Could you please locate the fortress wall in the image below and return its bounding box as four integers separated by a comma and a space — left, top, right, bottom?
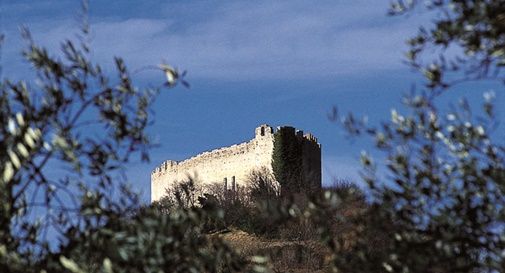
151, 125, 274, 202
302, 133, 322, 192
151, 124, 321, 202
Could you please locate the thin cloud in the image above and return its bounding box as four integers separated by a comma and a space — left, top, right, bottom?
2, 1, 419, 81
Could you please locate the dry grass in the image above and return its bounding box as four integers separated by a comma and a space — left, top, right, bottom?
216, 229, 331, 273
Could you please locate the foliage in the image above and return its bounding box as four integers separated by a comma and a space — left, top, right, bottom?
0, 7, 256, 272
1, 22, 156, 256
155, 179, 256, 233
2, 1, 504, 272
334, 93, 504, 271
325, 179, 366, 205
152, 178, 202, 211
275, 180, 369, 242
246, 167, 280, 201
271, 128, 303, 195
153, 171, 282, 238
390, 0, 505, 91
41, 205, 245, 273
324, 0, 505, 271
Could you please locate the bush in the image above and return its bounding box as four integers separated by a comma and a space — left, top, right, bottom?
152, 178, 203, 211
0, 8, 257, 272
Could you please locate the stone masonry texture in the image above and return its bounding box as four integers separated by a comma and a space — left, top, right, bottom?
151, 124, 321, 202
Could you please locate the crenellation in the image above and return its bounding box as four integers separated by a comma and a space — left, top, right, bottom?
151, 124, 321, 202
303, 133, 319, 146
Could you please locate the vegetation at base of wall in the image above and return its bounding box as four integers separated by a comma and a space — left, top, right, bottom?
154, 172, 369, 243
271, 128, 303, 195
1, 0, 504, 272
247, 167, 280, 201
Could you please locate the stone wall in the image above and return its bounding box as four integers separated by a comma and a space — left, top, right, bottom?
151, 124, 320, 202
301, 132, 322, 193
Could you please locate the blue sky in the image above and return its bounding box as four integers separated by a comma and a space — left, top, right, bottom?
2, 0, 503, 202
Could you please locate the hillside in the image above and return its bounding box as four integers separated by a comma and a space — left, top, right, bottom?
218, 229, 330, 273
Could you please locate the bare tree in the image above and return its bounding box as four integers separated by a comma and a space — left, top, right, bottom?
246, 167, 280, 201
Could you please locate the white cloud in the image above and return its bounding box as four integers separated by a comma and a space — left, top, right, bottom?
2, 0, 419, 81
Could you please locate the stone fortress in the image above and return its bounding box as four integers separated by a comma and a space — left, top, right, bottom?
151, 124, 321, 202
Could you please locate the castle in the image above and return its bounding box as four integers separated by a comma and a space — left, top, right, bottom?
151, 124, 321, 202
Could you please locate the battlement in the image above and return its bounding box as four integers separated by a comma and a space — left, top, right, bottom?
275, 126, 320, 146
303, 133, 319, 146
255, 124, 274, 137
152, 125, 273, 176
151, 124, 321, 202
152, 160, 178, 174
